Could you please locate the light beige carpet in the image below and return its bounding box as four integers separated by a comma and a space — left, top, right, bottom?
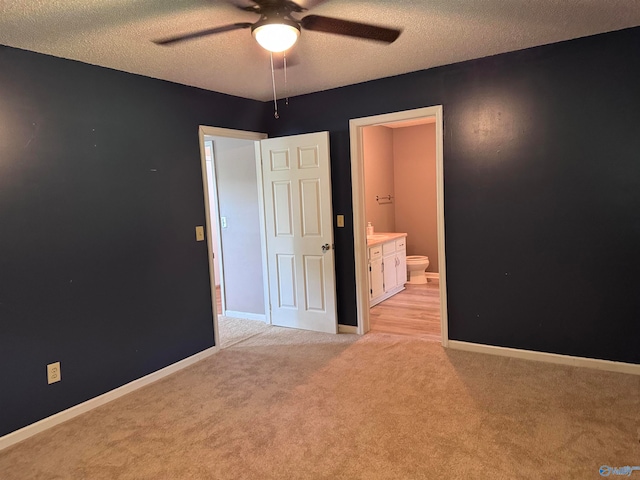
217, 316, 270, 349
1, 327, 639, 479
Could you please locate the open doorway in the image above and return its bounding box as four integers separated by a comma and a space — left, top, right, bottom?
362, 119, 440, 340
199, 127, 340, 344
198, 126, 270, 348
349, 106, 449, 345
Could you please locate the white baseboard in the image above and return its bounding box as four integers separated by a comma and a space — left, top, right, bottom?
224, 311, 267, 323
448, 340, 640, 376
0, 346, 218, 452
338, 324, 358, 334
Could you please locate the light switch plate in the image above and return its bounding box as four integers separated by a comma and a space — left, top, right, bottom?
195, 226, 205, 241
337, 215, 344, 227
221, 217, 227, 228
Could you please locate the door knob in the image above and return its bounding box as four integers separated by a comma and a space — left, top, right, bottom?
322, 243, 331, 252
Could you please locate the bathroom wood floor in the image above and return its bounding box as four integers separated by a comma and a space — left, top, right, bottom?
369, 280, 441, 341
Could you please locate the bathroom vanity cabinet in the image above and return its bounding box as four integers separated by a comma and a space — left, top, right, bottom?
367, 233, 407, 307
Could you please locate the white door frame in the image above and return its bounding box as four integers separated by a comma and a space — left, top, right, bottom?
349, 105, 449, 346
198, 126, 269, 348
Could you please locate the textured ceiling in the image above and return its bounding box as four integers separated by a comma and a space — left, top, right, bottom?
1, 0, 640, 101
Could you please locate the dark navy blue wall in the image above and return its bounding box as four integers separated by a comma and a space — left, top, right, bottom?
3, 25, 640, 439
0, 46, 266, 436
265, 27, 640, 364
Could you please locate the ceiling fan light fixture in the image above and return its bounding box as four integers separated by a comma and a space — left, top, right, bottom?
252, 19, 300, 53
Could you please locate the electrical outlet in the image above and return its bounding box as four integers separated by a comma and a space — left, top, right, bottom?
337, 214, 344, 227
47, 362, 61, 384
195, 226, 205, 241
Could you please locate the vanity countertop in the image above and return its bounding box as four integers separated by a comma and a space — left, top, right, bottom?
366, 232, 407, 247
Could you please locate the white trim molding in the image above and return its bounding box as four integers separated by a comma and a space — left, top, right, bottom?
0, 347, 218, 452
448, 341, 640, 376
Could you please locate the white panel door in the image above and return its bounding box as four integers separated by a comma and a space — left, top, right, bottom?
261, 132, 337, 333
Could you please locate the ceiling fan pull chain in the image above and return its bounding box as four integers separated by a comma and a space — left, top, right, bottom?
284, 51, 289, 106
270, 52, 279, 119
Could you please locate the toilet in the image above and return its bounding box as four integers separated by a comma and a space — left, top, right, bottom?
406, 256, 430, 284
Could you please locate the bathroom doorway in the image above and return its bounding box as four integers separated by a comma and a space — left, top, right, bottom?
349, 106, 449, 345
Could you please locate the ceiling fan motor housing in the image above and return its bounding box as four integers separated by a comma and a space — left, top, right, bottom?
251, 13, 301, 35
251, 5, 302, 53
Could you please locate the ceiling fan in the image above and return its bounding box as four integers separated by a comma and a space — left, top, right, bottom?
154, 0, 402, 52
